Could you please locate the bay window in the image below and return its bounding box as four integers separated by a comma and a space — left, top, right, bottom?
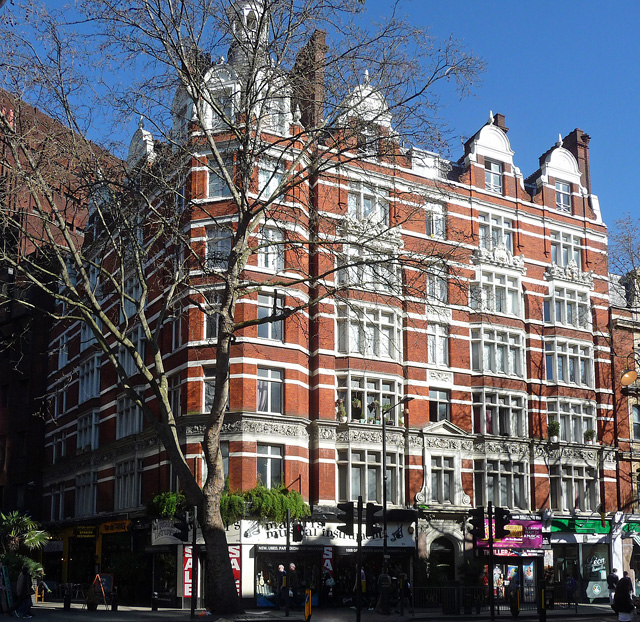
551, 464, 597, 512
471, 328, 523, 377
348, 182, 389, 226
337, 375, 401, 424
478, 213, 513, 252
473, 390, 525, 436
474, 459, 527, 509
546, 399, 595, 443
545, 340, 593, 387
337, 304, 402, 361
337, 448, 403, 505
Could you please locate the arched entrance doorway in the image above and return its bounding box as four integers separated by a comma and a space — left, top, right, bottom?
429, 537, 456, 583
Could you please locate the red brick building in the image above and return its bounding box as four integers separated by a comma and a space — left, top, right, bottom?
41, 2, 632, 607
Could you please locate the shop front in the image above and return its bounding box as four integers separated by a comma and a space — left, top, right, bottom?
549, 518, 612, 602
477, 518, 544, 606
226, 517, 417, 608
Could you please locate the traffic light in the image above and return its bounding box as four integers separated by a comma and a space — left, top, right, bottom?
337, 502, 354, 536
173, 511, 191, 541
365, 502, 383, 538
468, 506, 485, 539
494, 506, 512, 540
292, 522, 304, 542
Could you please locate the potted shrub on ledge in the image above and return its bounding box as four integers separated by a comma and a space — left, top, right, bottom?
584, 428, 596, 445
548, 420, 560, 443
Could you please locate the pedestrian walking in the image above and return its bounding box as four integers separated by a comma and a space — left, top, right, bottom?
288, 563, 299, 608
14, 565, 33, 618
608, 568, 620, 605
613, 573, 635, 622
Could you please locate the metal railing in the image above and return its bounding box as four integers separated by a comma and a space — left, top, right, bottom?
412, 585, 578, 614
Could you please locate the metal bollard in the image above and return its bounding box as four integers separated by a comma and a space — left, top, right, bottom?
151, 591, 158, 611
63, 589, 71, 611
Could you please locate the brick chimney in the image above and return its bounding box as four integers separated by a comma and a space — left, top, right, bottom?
493, 113, 509, 134
562, 128, 592, 193
290, 30, 327, 128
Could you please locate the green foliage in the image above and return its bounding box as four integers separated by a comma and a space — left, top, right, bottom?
220, 485, 310, 526
0, 553, 43, 583
0, 511, 49, 555
147, 491, 186, 518
547, 420, 560, 438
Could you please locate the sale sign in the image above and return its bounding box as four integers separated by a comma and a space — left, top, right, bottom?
183, 546, 193, 597
229, 545, 241, 596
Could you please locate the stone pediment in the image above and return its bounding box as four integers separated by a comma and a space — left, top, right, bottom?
545, 260, 594, 288
472, 244, 525, 273
422, 419, 468, 437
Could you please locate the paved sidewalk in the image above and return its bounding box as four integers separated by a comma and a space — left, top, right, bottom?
23, 601, 617, 622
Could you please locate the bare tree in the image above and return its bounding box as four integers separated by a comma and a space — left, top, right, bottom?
610, 213, 640, 309
0, 0, 483, 612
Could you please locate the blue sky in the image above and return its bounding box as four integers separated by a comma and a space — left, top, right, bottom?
363, 0, 638, 232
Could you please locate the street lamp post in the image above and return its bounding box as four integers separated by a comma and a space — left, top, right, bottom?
381, 395, 413, 571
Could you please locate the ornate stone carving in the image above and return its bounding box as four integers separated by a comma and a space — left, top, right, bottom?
461, 494, 471, 506
472, 244, 525, 273
545, 260, 594, 287
427, 370, 454, 384
218, 418, 308, 439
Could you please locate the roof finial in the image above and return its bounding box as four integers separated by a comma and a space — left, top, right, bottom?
138, 115, 144, 130
364, 68, 370, 84
293, 104, 301, 125
556, 133, 563, 147
488, 110, 494, 125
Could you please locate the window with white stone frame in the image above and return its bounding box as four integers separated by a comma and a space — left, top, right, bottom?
58, 332, 69, 368
474, 458, 527, 509
544, 340, 593, 387
257, 368, 283, 414
80, 318, 100, 351
427, 324, 449, 367
429, 455, 456, 504
555, 180, 571, 213
337, 304, 402, 361
169, 374, 181, 417
257, 227, 284, 271
258, 159, 284, 201
118, 326, 145, 377
77, 411, 99, 451
115, 458, 144, 510
426, 267, 448, 303
471, 328, 523, 377
78, 355, 101, 403
470, 271, 521, 316
484, 160, 503, 194
116, 395, 143, 439
50, 483, 65, 521
634, 404, 640, 439
478, 213, 513, 252
426, 203, 446, 239
543, 286, 590, 329
52, 431, 66, 464
257, 444, 283, 489
472, 390, 525, 437
203, 290, 221, 340
206, 225, 233, 269
208, 156, 232, 198
257, 293, 284, 341
348, 182, 389, 226
550, 231, 582, 267
337, 375, 402, 424
550, 464, 597, 512
337, 448, 403, 505
75, 471, 97, 517
337, 245, 398, 293
546, 399, 595, 444
429, 389, 450, 422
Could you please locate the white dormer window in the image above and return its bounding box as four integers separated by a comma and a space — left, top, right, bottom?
348, 182, 388, 226
555, 181, 571, 213
485, 160, 503, 194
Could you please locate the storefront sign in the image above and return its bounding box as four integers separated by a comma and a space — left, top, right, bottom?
233, 520, 414, 548
229, 546, 241, 596
100, 520, 130, 534
75, 526, 96, 538
477, 520, 542, 550
183, 546, 193, 598
550, 518, 610, 534
151, 519, 183, 546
